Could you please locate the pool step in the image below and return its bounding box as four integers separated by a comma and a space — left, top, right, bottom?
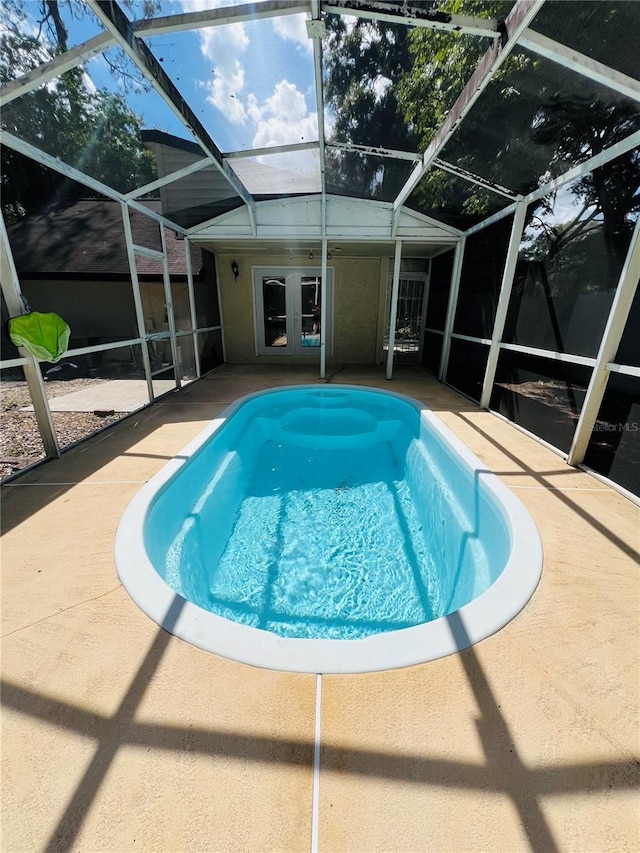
256, 408, 405, 449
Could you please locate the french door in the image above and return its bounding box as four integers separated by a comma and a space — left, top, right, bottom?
253, 267, 333, 356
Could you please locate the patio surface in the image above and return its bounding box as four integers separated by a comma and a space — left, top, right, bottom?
24, 379, 177, 413
1, 364, 638, 852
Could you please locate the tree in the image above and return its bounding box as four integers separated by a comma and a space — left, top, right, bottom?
323, 1, 511, 210
2, 0, 160, 84
0, 6, 158, 223
324, 13, 419, 199
398, 0, 513, 148
325, 0, 639, 234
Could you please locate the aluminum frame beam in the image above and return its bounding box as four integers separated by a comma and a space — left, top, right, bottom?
159, 226, 182, 390
327, 141, 419, 162
133, 1, 309, 37
323, 1, 498, 38
0, 215, 60, 458
0, 32, 115, 107
310, 1, 328, 223
1, 131, 188, 234
464, 129, 640, 237
479, 201, 528, 409
124, 158, 213, 200
224, 141, 319, 160
320, 237, 328, 379
385, 240, 403, 380
183, 239, 201, 379
567, 216, 640, 466
86, 1, 256, 216
120, 202, 155, 402
607, 363, 640, 379
433, 158, 520, 201
520, 29, 640, 103
392, 0, 545, 219
438, 238, 465, 381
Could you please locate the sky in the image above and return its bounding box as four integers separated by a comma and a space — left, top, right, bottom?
76, 0, 323, 169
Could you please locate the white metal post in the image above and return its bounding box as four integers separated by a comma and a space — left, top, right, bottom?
320, 238, 328, 380
420, 258, 433, 356
183, 237, 201, 379
0, 215, 60, 458
438, 238, 466, 381
385, 240, 403, 380
567, 216, 640, 466
480, 202, 528, 409
159, 226, 181, 389
120, 203, 154, 402
214, 255, 227, 367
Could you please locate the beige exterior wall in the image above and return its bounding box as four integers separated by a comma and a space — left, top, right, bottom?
217, 252, 386, 365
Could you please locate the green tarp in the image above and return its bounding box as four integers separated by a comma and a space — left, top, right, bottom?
8, 312, 71, 362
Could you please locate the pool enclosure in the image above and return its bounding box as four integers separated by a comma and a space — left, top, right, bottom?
1, 0, 638, 499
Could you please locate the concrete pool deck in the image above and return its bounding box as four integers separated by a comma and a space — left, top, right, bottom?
1, 364, 638, 852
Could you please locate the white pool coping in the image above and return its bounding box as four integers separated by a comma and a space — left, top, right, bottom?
115, 385, 543, 674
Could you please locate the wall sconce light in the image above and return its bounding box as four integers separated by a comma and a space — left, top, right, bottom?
308, 251, 313, 259
231, 259, 239, 280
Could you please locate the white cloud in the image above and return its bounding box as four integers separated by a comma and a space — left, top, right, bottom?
81, 71, 98, 95
183, 0, 250, 124
180, 1, 318, 151
248, 79, 318, 152
272, 14, 312, 54
204, 67, 247, 124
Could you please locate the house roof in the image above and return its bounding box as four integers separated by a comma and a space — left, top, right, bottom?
8, 199, 201, 279
141, 131, 321, 229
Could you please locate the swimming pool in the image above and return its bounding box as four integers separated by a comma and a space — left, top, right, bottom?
116, 385, 542, 673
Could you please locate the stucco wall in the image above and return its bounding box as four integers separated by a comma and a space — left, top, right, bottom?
217, 252, 386, 365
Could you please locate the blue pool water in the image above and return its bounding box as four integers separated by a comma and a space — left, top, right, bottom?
144, 387, 511, 641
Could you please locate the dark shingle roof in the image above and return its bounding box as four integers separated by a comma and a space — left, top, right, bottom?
8, 199, 201, 279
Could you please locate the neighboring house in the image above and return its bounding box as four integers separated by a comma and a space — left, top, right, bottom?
4, 198, 218, 371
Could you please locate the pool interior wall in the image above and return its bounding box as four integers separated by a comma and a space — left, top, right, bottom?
145, 387, 510, 640
115, 384, 541, 671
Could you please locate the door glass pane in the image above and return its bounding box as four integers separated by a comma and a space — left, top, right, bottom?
262, 277, 287, 348
300, 276, 321, 349
136, 258, 170, 339
194, 250, 220, 329
426, 251, 454, 332
151, 364, 176, 400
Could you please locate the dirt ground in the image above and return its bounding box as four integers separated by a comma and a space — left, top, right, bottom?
0, 378, 124, 481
